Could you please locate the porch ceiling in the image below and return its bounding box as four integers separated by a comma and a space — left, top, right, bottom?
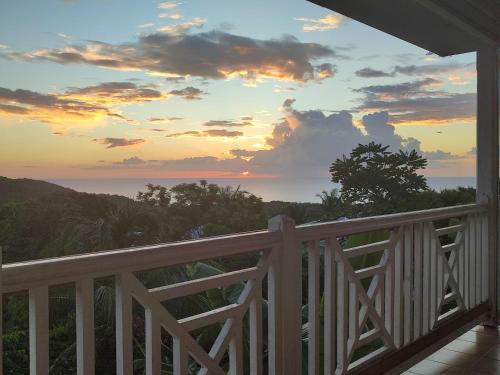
308, 0, 500, 56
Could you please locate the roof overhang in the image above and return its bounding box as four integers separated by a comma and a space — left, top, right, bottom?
308, 0, 500, 56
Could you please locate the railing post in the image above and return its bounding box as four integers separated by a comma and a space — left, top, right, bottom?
268, 215, 302, 375
476, 46, 499, 324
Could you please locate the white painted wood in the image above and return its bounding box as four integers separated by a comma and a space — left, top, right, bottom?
173, 336, 188, 375
336, 252, 349, 372
476, 46, 499, 321
422, 223, 431, 334
150, 267, 258, 301
115, 274, 133, 375
229, 320, 243, 375
323, 238, 336, 375
126, 274, 225, 375
385, 232, 396, 339
268, 215, 302, 374
249, 282, 263, 375
470, 214, 476, 307
348, 281, 359, 354
29, 286, 49, 375
464, 217, 471, 309
75, 278, 95, 375
404, 224, 413, 345
475, 213, 482, 306
178, 304, 239, 332
266, 249, 282, 375
430, 223, 437, 328
2, 230, 281, 293
145, 308, 161, 375
436, 227, 444, 319
481, 213, 489, 302
296, 204, 486, 241
434, 225, 464, 236
343, 240, 392, 258
307, 240, 320, 375
3, 205, 488, 295
394, 226, 404, 348
413, 223, 423, 339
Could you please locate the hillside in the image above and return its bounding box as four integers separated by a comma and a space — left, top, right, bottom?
0, 176, 72, 204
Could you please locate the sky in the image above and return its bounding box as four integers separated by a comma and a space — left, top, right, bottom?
0, 0, 478, 180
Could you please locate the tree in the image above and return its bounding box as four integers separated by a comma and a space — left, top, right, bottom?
330, 142, 428, 215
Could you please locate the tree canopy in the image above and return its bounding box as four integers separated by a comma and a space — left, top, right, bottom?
330, 142, 429, 215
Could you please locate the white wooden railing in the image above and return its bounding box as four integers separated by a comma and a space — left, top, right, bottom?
0, 203, 490, 375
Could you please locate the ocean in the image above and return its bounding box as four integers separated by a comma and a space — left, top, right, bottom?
47, 177, 477, 203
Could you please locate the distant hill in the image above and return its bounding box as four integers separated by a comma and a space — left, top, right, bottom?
0, 176, 72, 204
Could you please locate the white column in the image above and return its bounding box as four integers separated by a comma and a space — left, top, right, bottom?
476, 47, 499, 322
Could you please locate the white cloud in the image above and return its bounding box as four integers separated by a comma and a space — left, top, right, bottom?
295, 13, 345, 32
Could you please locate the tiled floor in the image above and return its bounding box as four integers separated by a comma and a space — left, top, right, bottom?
403, 325, 500, 374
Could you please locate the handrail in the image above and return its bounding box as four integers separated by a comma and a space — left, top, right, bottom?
2, 203, 486, 293
296, 203, 486, 240
2, 230, 281, 293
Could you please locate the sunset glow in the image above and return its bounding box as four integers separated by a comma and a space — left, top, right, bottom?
0, 0, 477, 180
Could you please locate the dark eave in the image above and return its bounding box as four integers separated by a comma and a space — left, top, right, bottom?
308, 0, 500, 56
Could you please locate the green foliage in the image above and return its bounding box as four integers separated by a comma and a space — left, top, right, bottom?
330, 142, 428, 215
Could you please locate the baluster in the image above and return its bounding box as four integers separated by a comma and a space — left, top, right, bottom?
384, 232, 396, 340
430, 224, 437, 328
115, 273, 133, 375
475, 213, 482, 306
393, 226, 404, 348
464, 216, 470, 309
249, 282, 263, 375
308, 240, 320, 375
348, 281, 359, 354
229, 320, 244, 375
336, 256, 349, 372
145, 308, 161, 375
173, 336, 188, 375
413, 223, 423, 339
470, 214, 476, 306
481, 212, 489, 302
436, 228, 444, 320
267, 246, 282, 375
324, 238, 336, 375
403, 224, 413, 345
76, 278, 95, 375
29, 286, 49, 375
422, 223, 431, 334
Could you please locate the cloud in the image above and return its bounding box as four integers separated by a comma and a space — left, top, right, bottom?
101, 99, 459, 177
203, 119, 253, 127
5, 30, 337, 84
158, 1, 181, 9
354, 62, 474, 79
159, 13, 183, 19
0, 86, 126, 125
295, 13, 345, 32
355, 67, 394, 78
166, 129, 243, 138
147, 116, 183, 122
168, 86, 205, 100
355, 78, 476, 125
93, 138, 146, 148
64, 82, 205, 103
157, 18, 206, 35
0, 82, 203, 126
137, 23, 155, 29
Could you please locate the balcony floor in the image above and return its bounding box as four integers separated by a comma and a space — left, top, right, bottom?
403, 325, 500, 374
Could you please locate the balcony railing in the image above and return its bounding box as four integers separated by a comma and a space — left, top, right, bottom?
0, 203, 491, 374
